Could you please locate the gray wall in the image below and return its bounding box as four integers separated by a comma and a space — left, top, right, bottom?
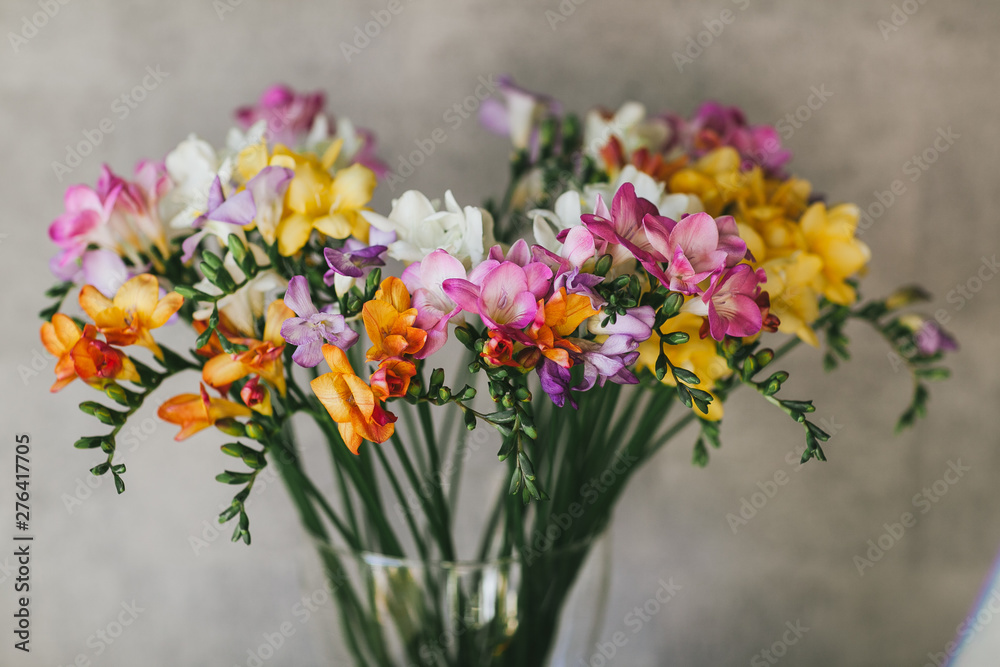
1, 0, 998, 665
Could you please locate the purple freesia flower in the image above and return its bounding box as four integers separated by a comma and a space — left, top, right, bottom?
537, 335, 639, 408
81, 249, 134, 298
479, 75, 561, 152
913, 320, 958, 356
280, 275, 359, 367
324, 241, 388, 281
588, 305, 656, 344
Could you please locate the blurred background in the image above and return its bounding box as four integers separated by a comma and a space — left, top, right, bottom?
1, 0, 998, 665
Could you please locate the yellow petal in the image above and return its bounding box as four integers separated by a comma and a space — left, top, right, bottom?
114, 275, 159, 318
79, 285, 114, 320
149, 292, 184, 328
277, 213, 314, 256
321, 138, 344, 171
312, 213, 353, 240
203, 353, 250, 388
331, 164, 376, 210
263, 300, 295, 345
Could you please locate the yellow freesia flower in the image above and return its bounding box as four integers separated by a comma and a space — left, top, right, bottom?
78, 274, 184, 359
236, 140, 376, 256
799, 202, 871, 306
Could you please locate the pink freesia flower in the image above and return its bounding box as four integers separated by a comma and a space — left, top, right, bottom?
48, 179, 122, 279
235, 84, 325, 147
685, 264, 767, 340
579, 183, 661, 270
400, 249, 468, 358
643, 212, 746, 294
667, 102, 791, 177
443, 259, 552, 331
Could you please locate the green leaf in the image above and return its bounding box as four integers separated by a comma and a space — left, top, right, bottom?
113, 473, 126, 494
672, 367, 700, 386
663, 331, 690, 345
74, 436, 106, 450
90, 463, 110, 476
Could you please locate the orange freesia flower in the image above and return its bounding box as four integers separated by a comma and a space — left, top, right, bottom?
40, 314, 140, 392
310, 344, 396, 455
202, 300, 293, 397
362, 277, 427, 362
78, 274, 184, 359
240, 375, 273, 416
370, 357, 417, 401
523, 289, 598, 368
157, 383, 253, 441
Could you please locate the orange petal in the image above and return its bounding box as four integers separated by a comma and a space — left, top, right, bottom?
375, 277, 411, 312
343, 373, 376, 420
203, 353, 251, 388
338, 421, 363, 455
320, 344, 355, 375
263, 300, 295, 345
310, 373, 355, 423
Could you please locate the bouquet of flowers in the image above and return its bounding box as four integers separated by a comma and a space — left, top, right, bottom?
39, 80, 955, 666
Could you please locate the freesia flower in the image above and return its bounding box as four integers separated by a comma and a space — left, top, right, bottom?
235, 84, 325, 147
900, 316, 958, 356
582, 166, 704, 222
48, 180, 121, 280
80, 249, 134, 298
443, 260, 551, 332
683, 264, 767, 340
310, 344, 397, 455
322, 229, 393, 296
584, 102, 671, 175
643, 212, 746, 293
191, 250, 287, 339
799, 202, 871, 306
668, 101, 791, 177
400, 249, 468, 358
161, 135, 231, 231
587, 305, 656, 345
79, 274, 184, 359
40, 315, 139, 392
520, 288, 597, 368
369, 357, 417, 401
361, 277, 427, 362
202, 299, 293, 396
362, 190, 496, 266
281, 275, 359, 368
157, 383, 253, 441
239, 375, 272, 415
580, 183, 660, 271
479, 75, 561, 151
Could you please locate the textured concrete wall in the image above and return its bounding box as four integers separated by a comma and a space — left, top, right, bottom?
1, 0, 998, 665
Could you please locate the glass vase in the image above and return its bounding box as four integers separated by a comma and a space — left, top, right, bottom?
308, 531, 613, 667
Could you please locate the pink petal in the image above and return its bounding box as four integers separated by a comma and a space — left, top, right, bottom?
442, 278, 481, 313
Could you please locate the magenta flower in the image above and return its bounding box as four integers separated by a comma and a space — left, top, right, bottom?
280, 276, 359, 368
668, 102, 791, 177
533, 226, 605, 306
643, 212, 746, 294
912, 320, 958, 356
401, 249, 468, 358
444, 259, 552, 331
235, 84, 325, 147
687, 264, 767, 340
580, 183, 661, 269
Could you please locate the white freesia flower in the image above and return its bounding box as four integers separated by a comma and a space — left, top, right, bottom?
583, 102, 671, 160
584, 166, 704, 220
160, 135, 235, 230
531, 190, 587, 254
362, 190, 496, 267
